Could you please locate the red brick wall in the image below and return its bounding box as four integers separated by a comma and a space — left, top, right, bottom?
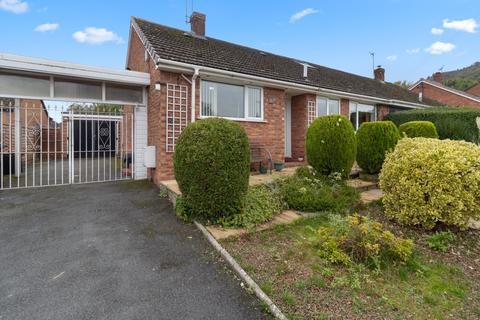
128, 28, 285, 183
376, 104, 390, 120
340, 98, 350, 117
290, 93, 315, 161
410, 83, 480, 108
466, 83, 480, 97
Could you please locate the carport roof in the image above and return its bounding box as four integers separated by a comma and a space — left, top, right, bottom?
0, 52, 150, 86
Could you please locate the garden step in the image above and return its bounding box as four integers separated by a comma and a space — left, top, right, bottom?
206, 210, 301, 240
360, 188, 383, 204
347, 179, 379, 192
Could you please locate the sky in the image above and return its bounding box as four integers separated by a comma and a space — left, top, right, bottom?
0, 0, 479, 83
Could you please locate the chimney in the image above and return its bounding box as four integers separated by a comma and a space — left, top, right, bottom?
374, 66, 385, 81
190, 12, 206, 37
432, 72, 443, 83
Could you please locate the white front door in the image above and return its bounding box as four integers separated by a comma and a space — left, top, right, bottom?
284, 97, 292, 158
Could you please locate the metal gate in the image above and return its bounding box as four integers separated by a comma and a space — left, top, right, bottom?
0, 98, 134, 190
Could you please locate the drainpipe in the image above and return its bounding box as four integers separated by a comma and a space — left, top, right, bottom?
191, 68, 200, 123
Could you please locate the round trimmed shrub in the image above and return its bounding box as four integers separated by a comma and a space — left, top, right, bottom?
306, 115, 356, 179
173, 117, 250, 221
399, 121, 439, 138
356, 121, 400, 174
380, 138, 480, 229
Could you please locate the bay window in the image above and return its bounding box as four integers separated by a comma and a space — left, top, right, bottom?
316, 96, 340, 116
349, 102, 376, 130
201, 80, 263, 120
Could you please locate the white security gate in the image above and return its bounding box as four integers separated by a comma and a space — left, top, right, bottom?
0, 99, 135, 190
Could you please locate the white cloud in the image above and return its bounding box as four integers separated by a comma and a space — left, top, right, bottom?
406, 48, 420, 54
431, 27, 444, 35
425, 41, 455, 55
386, 55, 398, 61
73, 27, 123, 45
290, 8, 319, 23
0, 0, 28, 13
443, 18, 478, 33
34, 23, 59, 32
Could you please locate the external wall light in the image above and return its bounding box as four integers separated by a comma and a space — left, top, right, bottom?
155, 81, 161, 91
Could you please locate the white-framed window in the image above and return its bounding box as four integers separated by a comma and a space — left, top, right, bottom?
349, 102, 376, 130
316, 96, 340, 116
200, 80, 263, 121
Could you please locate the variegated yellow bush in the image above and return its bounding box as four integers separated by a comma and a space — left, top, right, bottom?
380, 138, 480, 229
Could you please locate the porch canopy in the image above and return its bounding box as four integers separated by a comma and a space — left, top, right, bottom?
0, 53, 150, 104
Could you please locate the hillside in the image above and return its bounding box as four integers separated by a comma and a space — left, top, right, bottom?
441, 62, 480, 91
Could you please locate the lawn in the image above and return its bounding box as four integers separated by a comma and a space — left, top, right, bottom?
221, 201, 480, 320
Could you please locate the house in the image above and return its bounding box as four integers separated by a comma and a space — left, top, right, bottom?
409, 72, 480, 108
126, 12, 431, 183
465, 83, 480, 97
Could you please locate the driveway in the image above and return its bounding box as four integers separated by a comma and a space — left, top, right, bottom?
0, 181, 267, 320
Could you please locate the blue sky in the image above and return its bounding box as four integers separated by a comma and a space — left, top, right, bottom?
0, 0, 479, 83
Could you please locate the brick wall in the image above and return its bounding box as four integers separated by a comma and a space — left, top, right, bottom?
376, 104, 390, 120
290, 93, 315, 161
466, 83, 480, 97
410, 83, 480, 108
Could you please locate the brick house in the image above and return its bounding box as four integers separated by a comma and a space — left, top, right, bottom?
126, 12, 431, 184
465, 83, 480, 97
409, 72, 480, 108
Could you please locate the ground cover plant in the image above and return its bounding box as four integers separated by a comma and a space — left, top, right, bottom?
275, 167, 359, 213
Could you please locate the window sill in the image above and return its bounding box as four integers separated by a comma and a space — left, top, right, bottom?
198, 116, 267, 123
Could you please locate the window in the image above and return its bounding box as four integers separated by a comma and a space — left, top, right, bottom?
316, 96, 340, 117
106, 84, 143, 103
0, 72, 50, 97
349, 102, 376, 130
201, 80, 263, 120
54, 78, 102, 100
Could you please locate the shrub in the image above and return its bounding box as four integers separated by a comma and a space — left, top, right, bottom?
306, 115, 356, 179
398, 121, 439, 139
356, 121, 400, 174
173, 118, 250, 221
308, 214, 414, 270
276, 167, 359, 213
380, 138, 480, 229
386, 107, 480, 143
217, 185, 282, 228
426, 231, 456, 252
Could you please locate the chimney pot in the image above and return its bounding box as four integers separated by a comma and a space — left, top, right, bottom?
432, 72, 443, 83
190, 11, 206, 37
374, 66, 385, 82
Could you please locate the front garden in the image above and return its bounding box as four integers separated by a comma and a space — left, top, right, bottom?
170, 108, 480, 319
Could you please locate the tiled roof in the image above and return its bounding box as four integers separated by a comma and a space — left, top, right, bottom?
414, 79, 480, 103
133, 17, 430, 106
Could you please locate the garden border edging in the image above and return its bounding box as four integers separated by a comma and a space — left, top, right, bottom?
194, 221, 288, 320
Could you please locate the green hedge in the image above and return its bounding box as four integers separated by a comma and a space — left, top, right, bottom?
356, 121, 400, 174
386, 107, 480, 143
398, 121, 439, 138
306, 115, 356, 179
173, 118, 250, 221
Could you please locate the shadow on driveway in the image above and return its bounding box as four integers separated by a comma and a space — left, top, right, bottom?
0, 181, 267, 319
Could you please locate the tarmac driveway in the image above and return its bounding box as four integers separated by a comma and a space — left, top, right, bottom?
0, 181, 266, 320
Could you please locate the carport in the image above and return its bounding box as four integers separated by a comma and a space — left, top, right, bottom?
0, 53, 150, 189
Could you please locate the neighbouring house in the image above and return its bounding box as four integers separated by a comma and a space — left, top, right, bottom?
465, 83, 480, 97
409, 72, 480, 108
126, 12, 431, 183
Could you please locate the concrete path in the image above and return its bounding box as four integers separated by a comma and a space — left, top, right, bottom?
0, 181, 267, 320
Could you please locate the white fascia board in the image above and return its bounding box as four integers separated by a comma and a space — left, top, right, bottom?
0, 52, 150, 86
155, 57, 429, 109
